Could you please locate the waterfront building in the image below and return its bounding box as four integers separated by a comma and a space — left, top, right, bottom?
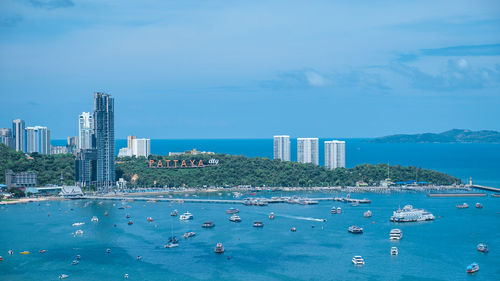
118, 147, 132, 157
78, 112, 94, 150
297, 138, 319, 165
25, 126, 51, 154
0, 128, 14, 149
325, 140, 346, 169
5, 170, 37, 187
75, 148, 97, 187
127, 135, 136, 152
66, 136, 79, 154
51, 146, 67, 154
133, 138, 150, 158
116, 178, 127, 189
12, 119, 25, 152
93, 92, 115, 190
168, 148, 215, 156
273, 135, 290, 161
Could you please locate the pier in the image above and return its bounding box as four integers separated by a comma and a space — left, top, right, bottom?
470, 185, 500, 192
428, 193, 487, 197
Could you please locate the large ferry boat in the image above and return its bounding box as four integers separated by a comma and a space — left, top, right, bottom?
390, 205, 435, 222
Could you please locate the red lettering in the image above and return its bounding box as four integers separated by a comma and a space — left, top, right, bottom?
181, 160, 187, 167
166, 160, 170, 168
198, 160, 204, 167
149, 160, 155, 168
190, 160, 196, 167
173, 160, 178, 167
157, 160, 163, 168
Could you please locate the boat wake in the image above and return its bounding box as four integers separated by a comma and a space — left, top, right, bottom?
278, 214, 326, 222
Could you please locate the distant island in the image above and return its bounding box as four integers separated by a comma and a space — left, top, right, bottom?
370, 129, 500, 143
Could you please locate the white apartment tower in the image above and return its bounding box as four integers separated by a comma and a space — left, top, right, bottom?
78, 112, 94, 150
273, 135, 290, 161
325, 140, 346, 169
297, 138, 319, 165
133, 138, 151, 158
25, 126, 51, 154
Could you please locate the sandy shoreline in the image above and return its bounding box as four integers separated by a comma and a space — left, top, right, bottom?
0, 196, 66, 205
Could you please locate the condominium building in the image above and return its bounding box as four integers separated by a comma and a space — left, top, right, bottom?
51, 146, 67, 154
132, 138, 150, 158
66, 136, 79, 154
12, 119, 25, 152
0, 128, 14, 149
297, 138, 319, 165
325, 140, 346, 169
78, 112, 94, 150
273, 135, 290, 161
94, 92, 115, 190
127, 135, 136, 152
25, 126, 51, 154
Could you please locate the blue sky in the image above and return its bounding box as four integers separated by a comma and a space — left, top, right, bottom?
1, 0, 499, 139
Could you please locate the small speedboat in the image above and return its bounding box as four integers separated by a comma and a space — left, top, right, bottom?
466, 262, 479, 273
8, 250, 13, 255
291, 227, 297, 232
128, 221, 133, 225
72, 260, 79, 265
183, 231, 196, 238
147, 217, 154, 222
124, 273, 129, 279
180, 212, 194, 220
91, 216, 99, 222
75, 229, 83, 235
337, 207, 342, 214
229, 215, 242, 222
269, 212, 275, 220
226, 208, 240, 214
126, 214, 130, 219
0, 256, 3, 261
364, 210, 372, 218
202, 221, 215, 228
475, 203, 483, 209
456, 203, 469, 209
39, 250, 47, 253
171, 210, 178, 216
214, 243, 224, 253
104, 211, 109, 216
348, 225, 363, 234
391, 247, 398, 255
352, 256, 365, 265
477, 243, 488, 253
59, 274, 69, 279
331, 207, 337, 214
164, 243, 179, 248
76, 255, 81, 260
106, 248, 111, 253
253, 221, 264, 228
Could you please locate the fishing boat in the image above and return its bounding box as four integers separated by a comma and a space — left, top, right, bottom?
39, 250, 47, 253
390, 205, 435, 222
171, 209, 178, 216
336, 207, 342, 214
466, 262, 479, 273
352, 256, 365, 265
456, 203, 469, 209
269, 212, 275, 219
331, 207, 337, 214
390, 229, 403, 240
147, 217, 154, 222
179, 212, 194, 220
214, 243, 224, 253
226, 208, 240, 214
348, 225, 363, 234
91, 216, 99, 222
202, 221, 215, 228
59, 274, 69, 279
391, 247, 398, 255
475, 203, 483, 209
253, 221, 264, 227
128, 221, 133, 225
477, 243, 488, 253
229, 214, 242, 222
364, 210, 372, 218
183, 231, 196, 238
72, 260, 79, 265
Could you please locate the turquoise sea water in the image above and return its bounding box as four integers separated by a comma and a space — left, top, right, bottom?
1, 191, 499, 280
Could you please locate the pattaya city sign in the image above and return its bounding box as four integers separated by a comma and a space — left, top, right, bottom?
149, 158, 219, 169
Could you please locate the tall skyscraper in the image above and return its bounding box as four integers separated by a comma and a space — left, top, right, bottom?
94, 92, 115, 189
133, 138, 151, 158
0, 128, 14, 149
297, 138, 319, 165
127, 135, 136, 152
325, 140, 346, 170
12, 119, 25, 152
25, 126, 51, 154
273, 135, 290, 161
78, 112, 94, 150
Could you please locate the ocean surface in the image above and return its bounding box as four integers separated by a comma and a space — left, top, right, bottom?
1, 191, 499, 280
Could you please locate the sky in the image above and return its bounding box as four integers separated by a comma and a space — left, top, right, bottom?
0, 0, 499, 139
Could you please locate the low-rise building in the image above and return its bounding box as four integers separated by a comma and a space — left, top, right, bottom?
5, 170, 37, 187
51, 146, 67, 154
169, 148, 215, 156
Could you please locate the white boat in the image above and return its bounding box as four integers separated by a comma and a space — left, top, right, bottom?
363, 210, 372, 218
91, 216, 98, 222
124, 274, 129, 279
183, 231, 196, 238
72, 260, 79, 265
391, 247, 398, 255
164, 243, 179, 248
269, 212, 275, 219
352, 256, 365, 265
214, 242, 224, 253
75, 229, 84, 235
336, 207, 342, 214
59, 274, 69, 279
331, 207, 337, 214
229, 214, 242, 222
456, 203, 469, 209
390, 205, 434, 222
179, 212, 194, 220
72, 222, 85, 226
390, 228, 403, 240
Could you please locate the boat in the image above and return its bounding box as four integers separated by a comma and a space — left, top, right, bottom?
390, 229, 403, 240
126, 214, 130, 219
128, 221, 133, 225
20, 251, 31, 255
164, 242, 179, 248
171, 209, 178, 216
229, 215, 242, 222
0, 256, 3, 261
59, 274, 69, 279
39, 250, 47, 253
183, 231, 196, 238
72, 222, 85, 226
214, 242, 224, 253
202, 221, 215, 228
391, 247, 398, 255
118, 206, 125, 210
75, 230, 83, 235
124, 274, 129, 279
352, 256, 365, 265
475, 203, 483, 209
269, 212, 275, 219
147, 217, 154, 222
456, 203, 469, 209
179, 212, 194, 220
336, 207, 342, 214
106, 248, 111, 253
348, 225, 363, 234
72, 260, 79, 265
364, 210, 372, 218
76, 255, 81, 260
291, 227, 297, 232
350, 202, 360, 207
331, 207, 337, 214
8, 250, 13, 255
91, 216, 98, 222
477, 243, 488, 253
104, 211, 109, 216
390, 205, 435, 222
466, 262, 479, 273
253, 221, 264, 227
226, 208, 240, 214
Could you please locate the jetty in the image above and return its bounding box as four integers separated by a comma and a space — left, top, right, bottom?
470, 185, 500, 193
428, 193, 487, 197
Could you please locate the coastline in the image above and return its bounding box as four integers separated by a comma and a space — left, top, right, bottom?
0, 196, 65, 205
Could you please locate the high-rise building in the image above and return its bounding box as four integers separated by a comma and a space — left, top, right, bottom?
297, 138, 319, 165
133, 138, 150, 158
0, 128, 14, 149
66, 136, 79, 154
75, 148, 97, 187
78, 112, 94, 150
25, 126, 51, 154
273, 135, 290, 161
12, 119, 25, 152
325, 140, 346, 170
127, 135, 136, 152
94, 92, 115, 190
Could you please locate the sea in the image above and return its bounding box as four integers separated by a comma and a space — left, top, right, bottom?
2, 139, 498, 280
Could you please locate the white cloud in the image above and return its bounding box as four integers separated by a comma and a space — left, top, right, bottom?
305, 70, 329, 87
